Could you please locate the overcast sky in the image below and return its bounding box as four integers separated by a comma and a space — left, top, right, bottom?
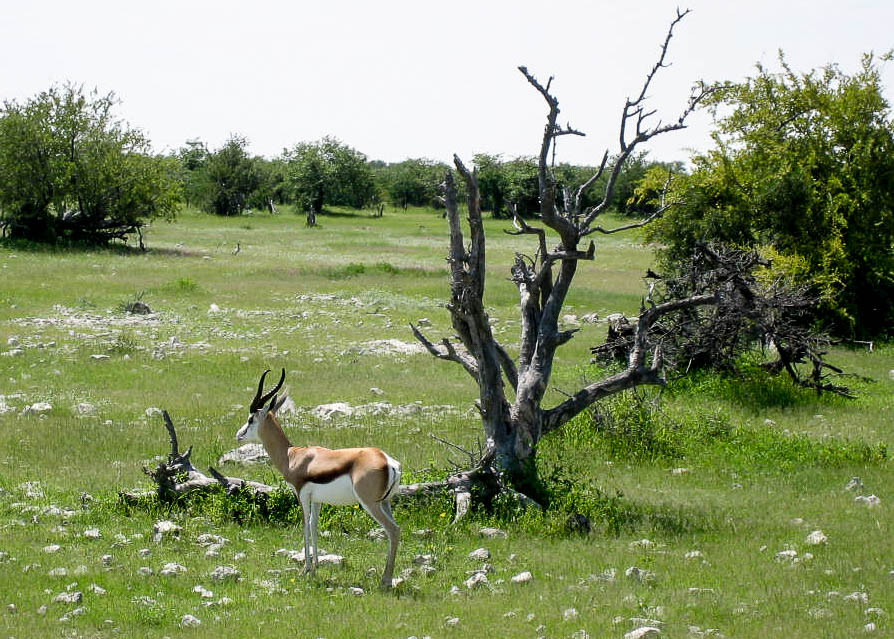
2, 1, 892, 166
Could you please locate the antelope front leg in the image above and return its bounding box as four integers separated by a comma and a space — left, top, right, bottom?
310, 501, 322, 572
300, 495, 314, 575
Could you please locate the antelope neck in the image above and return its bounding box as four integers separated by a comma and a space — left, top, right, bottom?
259, 415, 293, 475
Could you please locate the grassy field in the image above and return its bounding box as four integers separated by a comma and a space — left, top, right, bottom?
0, 205, 891, 638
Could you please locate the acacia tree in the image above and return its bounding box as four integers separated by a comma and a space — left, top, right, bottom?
411, 9, 716, 509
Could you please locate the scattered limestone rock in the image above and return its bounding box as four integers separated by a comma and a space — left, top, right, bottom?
468, 548, 490, 561
43, 545, 61, 554
479, 527, 507, 539
152, 520, 181, 542
625, 566, 656, 583
22, 402, 52, 415
465, 572, 488, 589
670, 467, 690, 475
160, 563, 188, 576
845, 592, 870, 604
88, 584, 106, 595
181, 614, 202, 628
209, 565, 240, 581
775, 550, 799, 562
511, 571, 533, 584
625, 627, 662, 639
845, 477, 864, 491
629, 539, 655, 549
218, 444, 268, 465
805, 530, 828, 546
83, 528, 101, 540
564, 608, 579, 620
193, 585, 214, 599
137, 567, 154, 576
684, 550, 704, 560
75, 402, 96, 416
317, 554, 344, 566
865, 622, 878, 633
348, 587, 364, 596
53, 591, 82, 604
145, 407, 163, 418
855, 495, 881, 507
445, 617, 460, 627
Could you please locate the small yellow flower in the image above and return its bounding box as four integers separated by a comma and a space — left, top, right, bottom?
439, 512, 446, 518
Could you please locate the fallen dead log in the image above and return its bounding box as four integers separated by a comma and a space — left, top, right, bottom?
123, 411, 540, 522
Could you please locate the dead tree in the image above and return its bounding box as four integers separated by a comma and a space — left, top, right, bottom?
412, 9, 717, 504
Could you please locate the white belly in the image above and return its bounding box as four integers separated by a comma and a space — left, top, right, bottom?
299, 474, 358, 506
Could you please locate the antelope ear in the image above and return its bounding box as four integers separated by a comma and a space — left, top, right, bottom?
269, 393, 289, 415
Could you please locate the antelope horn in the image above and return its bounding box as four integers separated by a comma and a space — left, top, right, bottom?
250, 368, 286, 412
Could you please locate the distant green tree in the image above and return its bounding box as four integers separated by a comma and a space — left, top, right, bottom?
197, 135, 259, 216
175, 139, 209, 208
247, 157, 289, 212
646, 53, 894, 337
0, 84, 181, 244
285, 137, 376, 225
378, 158, 447, 209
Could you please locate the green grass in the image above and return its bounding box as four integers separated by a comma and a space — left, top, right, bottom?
1, 205, 892, 638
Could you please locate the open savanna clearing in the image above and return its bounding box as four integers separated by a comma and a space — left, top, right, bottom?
1, 206, 892, 639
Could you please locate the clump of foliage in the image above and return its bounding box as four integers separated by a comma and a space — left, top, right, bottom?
0, 84, 181, 245
195, 135, 260, 216
644, 53, 894, 338
284, 136, 376, 225
594, 244, 855, 397
376, 158, 448, 209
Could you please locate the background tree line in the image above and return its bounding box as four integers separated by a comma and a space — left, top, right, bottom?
1, 55, 892, 339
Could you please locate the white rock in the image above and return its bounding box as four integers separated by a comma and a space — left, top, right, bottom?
465, 572, 488, 589
208, 304, 222, 313
479, 527, 507, 538
88, 584, 106, 595
865, 608, 885, 617
775, 550, 798, 562
218, 444, 268, 465
670, 467, 690, 475
138, 548, 151, 557
845, 592, 870, 604
684, 550, 704, 560
181, 614, 202, 627
445, 617, 460, 626
137, 566, 153, 576
317, 554, 344, 566
152, 520, 181, 541
24, 402, 52, 415
76, 403, 96, 415
196, 534, 228, 547
625, 566, 656, 583
511, 571, 533, 584
53, 591, 82, 604
845, 477, 864, 491
90, 354, 110, 360
369, 387, 385, 395
855, 495, 881, 507
7, 337, 19, 346
43, 544, 61, 554
629, 539, 655, 549
805, 530, 828, 546
209, 565, 240, 581
348, 587, 364, 596
160, 562, 188, 576
311, 402, 355, 420
4, 348, 24, 357
625, 628, 662, 639
865, 622, 877, 633
145, 407, 163, 418
571, 631, 590, 639
564, 608, 579, 620
83, 528, 101, 539
468, 548, 491, 561
413, 554, 436, 565
193, 585, 214, 599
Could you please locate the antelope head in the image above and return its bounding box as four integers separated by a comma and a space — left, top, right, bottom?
236, 368, 287, 443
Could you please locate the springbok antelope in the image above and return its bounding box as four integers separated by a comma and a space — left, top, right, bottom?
235, 369, 402, 588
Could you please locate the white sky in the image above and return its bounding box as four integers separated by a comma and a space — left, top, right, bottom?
2, 1, 892, 166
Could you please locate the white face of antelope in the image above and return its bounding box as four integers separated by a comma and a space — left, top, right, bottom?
235, 409, 266, 443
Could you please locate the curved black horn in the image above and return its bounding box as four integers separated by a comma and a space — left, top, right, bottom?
251, 368, 285, 412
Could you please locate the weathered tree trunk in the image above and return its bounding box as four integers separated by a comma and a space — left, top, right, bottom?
413, 10, 716, 510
